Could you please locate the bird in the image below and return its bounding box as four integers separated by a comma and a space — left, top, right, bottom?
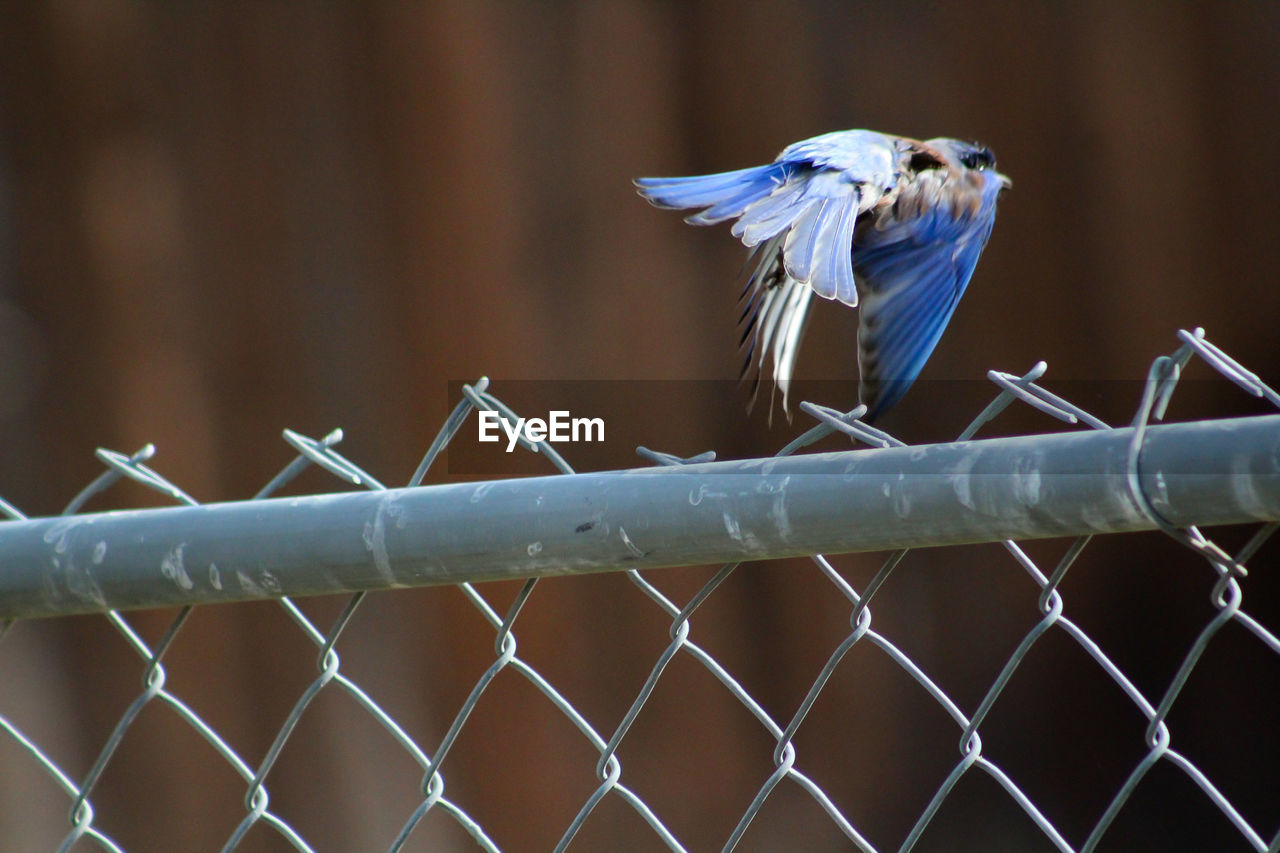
635, 129, 1009, 421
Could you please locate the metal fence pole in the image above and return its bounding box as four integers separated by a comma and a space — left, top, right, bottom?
2, 413, 1278, 618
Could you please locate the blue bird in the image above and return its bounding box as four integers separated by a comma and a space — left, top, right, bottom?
635, 129, 1009, 421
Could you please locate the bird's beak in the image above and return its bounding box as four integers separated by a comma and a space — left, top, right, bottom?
999, 172, 1012, 190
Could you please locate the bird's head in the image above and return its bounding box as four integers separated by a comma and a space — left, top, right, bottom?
929, 138, 1012, 190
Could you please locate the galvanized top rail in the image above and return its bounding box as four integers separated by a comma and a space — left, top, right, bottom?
2, 413, 1277, 619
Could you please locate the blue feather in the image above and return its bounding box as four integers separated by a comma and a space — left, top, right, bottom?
633, 165, 785, 221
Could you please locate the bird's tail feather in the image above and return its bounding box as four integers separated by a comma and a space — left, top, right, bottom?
634, 164, 786, 225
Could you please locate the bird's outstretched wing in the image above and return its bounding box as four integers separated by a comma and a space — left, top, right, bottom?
635, 129, 897, 307
854, 142, 1007, 417
636, 129, 1007, 420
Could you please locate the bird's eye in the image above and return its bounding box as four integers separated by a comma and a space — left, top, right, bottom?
960, 147, 995, 170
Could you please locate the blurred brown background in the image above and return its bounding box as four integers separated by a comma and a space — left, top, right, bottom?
1, 3, 1278, 851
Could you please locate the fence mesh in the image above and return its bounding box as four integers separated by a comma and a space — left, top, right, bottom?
1, 327, 1278, 852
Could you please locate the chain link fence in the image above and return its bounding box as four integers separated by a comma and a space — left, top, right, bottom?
1, 328, 1277, 851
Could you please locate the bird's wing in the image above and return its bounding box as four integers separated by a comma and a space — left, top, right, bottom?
635, 129, 899, 308
853, 160, 1005, 419
736, 234, 814, 419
